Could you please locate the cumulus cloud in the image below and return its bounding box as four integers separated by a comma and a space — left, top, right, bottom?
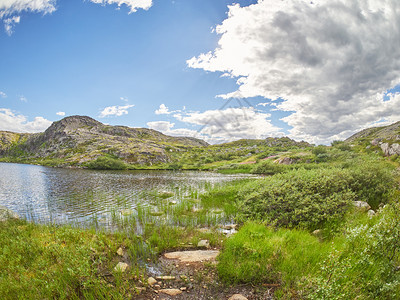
99, 104, 134, 118
19, 95, 27, 102
56, 111, 65, 116
150, 107, 283, 144
89, 0, 152, 13
0, 108, 52, 132
188, 0, 400, 143
0, 91, 6, 98
155, 104, 171, 115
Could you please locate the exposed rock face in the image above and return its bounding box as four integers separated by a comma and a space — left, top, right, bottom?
380, 143, 400, 156
346, 121, 400, 145
275, 157, 294, 165
0, 115, 208, 166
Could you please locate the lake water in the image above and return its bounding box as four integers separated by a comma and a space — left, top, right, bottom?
0, 162, 252, 228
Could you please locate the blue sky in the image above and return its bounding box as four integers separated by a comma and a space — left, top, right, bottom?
1, 0, 400, 144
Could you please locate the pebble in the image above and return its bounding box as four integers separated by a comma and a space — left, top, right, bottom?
147, 277, 157, 286
116, 247, 124, 256
160, 289, 183, 296
197, 240, 210, 248
114, 262, 128, 272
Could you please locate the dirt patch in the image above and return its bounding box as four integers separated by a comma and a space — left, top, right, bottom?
135, 250, 275, 300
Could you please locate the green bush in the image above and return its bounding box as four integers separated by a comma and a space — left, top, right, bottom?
86, 156, 126, 170
251, 160, 287, 175
312, 146, 328, 156
238, 161, 396, 230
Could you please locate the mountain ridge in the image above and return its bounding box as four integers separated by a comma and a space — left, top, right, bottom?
0, 115, 208, 166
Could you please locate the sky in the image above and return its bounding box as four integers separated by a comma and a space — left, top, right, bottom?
1, 0, 400, 145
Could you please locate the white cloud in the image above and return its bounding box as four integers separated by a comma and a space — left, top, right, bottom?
155, 103, 171, 115
4, 15, 19, 35
56, 111, 65, 116
120, 97, 129, 102
89, 0, 152, 13
19, 95, 27, 102
147, 120, 205, 139
1, 0, 151, 34
99, 104, 134, 118
0, 0, 55, 34
0, 108, 52, 133
188, 0, 400, 144
150, 107, 283, 144
0, 91, 6, 98
0, 0, 56, 18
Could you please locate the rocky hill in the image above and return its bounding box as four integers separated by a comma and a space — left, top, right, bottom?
0, 116, 208, 166
345, 121, 400, 156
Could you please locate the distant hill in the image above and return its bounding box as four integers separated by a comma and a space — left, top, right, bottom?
345, 121, 400, 144
0, 115, 208, 166
345, 121, 400, 156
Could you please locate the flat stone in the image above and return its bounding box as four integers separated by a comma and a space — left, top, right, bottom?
156, 276, 176, 280
228, 294, 248, 300
197, 239, 210, 248
147, 277, 157, 286
114, 262, 129, 272
160, 289, 182, 296
164, 250, 220, 263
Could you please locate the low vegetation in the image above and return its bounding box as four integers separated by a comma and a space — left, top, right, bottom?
1, 122, 400, 298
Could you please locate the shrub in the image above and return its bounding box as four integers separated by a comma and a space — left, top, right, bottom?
238, 161, 396, 230
251, 160, 287, 175
304, 204, 400, 300
86, 156, 126, 170
312, 146, 328, 156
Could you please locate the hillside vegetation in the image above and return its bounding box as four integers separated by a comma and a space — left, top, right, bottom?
1, 120, 400, 299
0, 116, 207, 167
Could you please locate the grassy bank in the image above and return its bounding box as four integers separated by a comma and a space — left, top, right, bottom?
1, 149, 400, 299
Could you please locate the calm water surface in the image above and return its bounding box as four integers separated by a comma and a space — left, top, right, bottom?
0, 162, 253, 228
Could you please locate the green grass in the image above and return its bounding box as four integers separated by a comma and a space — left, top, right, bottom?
0, 220, 141, 299
217, 222, 333, 287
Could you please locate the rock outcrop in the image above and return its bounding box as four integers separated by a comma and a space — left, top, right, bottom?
0, 115, 208, 166
380, 142, 400, 156
0, 206, 19, 222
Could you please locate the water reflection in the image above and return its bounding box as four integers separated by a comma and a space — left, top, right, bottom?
0, 162, 253, 228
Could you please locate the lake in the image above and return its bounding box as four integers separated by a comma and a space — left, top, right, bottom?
0, 162, 253, 229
